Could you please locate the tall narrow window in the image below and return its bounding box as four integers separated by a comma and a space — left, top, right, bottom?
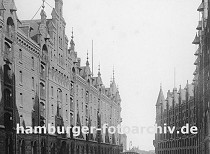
32, 57, 34, 69
76, 85, 78, 95
32, 77, 34, 89
51, 86, 53, 97
32, 98, 35, 111
66, 110, 68, 119
81, 89, 83, 98
40, 65, 45, 79
20, 93, 23, 106
82, 102, 83, 112
19, 49, 22, 61
40, 83, 45, 100
19, 71, 22, 84
85, 105, 88, 116
57, 89, 62, 116
51, 104, 54, 115
70, 97, 73, 111
70, 113, 73, 125
70, 82, 74, 91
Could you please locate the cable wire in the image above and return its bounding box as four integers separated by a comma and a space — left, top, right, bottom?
31, 5, 43, 20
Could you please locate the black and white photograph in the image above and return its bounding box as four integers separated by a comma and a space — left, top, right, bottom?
0, 0, 209, 153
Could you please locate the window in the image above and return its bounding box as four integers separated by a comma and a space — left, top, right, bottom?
82, 116, 83, 125
32, 98, 35, 109
6, 17, 15, 38
50, 104, 53, 116
77, 100, 79, 111
19, 49, 22, 61
58, 54, 60, 63
20, 93, 23, 106
40, 102, 45, 118
57, 89, 62, 116
66, 110, 68, 119
19, 71, 22, 84
32, 77, 35, 89
82, 102, 83, 112
81, 89, 83, 98
66, 94, 68, 102
31, 57, 34, 69
40, 65, 45, 79
85, 105, 88, 116
40, 83, 45, 99
70, 113, 73, 125
51, 86, 53, 97
70, 97, 73, 110
57, 89, 62, 102
76, 85, 78, 95
70, 82, 74, 91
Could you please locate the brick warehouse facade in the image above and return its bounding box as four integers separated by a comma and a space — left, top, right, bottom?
154, 1, 210, 154
192, 0, 210, 153
153, 84, 198, 154
0, 0, 123, 154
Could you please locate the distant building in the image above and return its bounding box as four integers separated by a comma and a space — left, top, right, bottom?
121, 152, 139, 154
154, 83, 198, 154
192, 0, 210, 153
122, 147, 155, 154
0, 0, 123, 153
120, 133, 127, 152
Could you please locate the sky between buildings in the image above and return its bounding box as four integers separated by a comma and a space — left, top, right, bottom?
15, 0, 200, 151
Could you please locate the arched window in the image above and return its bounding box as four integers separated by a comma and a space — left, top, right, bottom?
40, 64, 45, 79
70, 97, 74, 111
31, 141, 37, 154
57, 89, 62, 101
41, 140, 46, 154
6, 17, 15, 38
51, 143, 55, 154
5, 134, 13, 154
19, 140, 25, 154
42, 44, 48, 62
40, 82, 45, 100
57, 89, 62, 116
76, 146, 79, 154
70, 113, 73, 125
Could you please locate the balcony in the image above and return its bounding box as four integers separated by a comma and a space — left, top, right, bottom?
196, 21, 202, 30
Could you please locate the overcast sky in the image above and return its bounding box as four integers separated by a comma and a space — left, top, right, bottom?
15, 0, 200, 151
